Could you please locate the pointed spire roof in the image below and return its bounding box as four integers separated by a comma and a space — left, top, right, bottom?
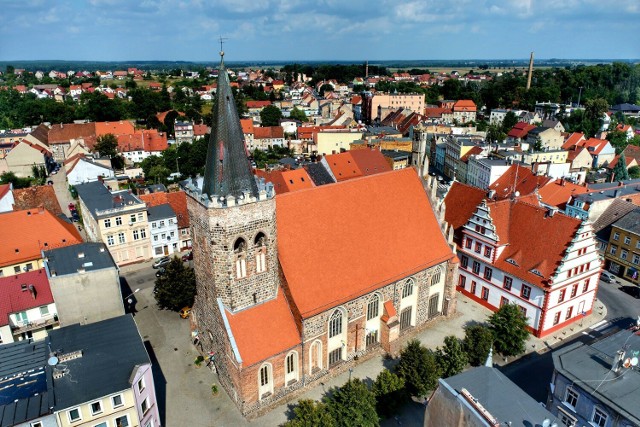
202, 50, 258, 199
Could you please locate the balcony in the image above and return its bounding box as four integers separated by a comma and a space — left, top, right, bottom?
11, 315, 59, 335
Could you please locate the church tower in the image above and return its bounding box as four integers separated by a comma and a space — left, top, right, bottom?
184, 49, 279, 324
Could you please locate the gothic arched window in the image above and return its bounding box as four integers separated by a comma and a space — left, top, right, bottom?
234, 238, 247, 279
254, 232, 267, 273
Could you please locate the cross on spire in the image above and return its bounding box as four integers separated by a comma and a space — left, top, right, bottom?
219, 36, 228, 58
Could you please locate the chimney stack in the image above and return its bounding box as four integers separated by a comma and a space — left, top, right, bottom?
526, 52, 534, 91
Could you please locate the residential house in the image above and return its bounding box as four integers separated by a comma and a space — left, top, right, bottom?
252, 126, 285, 151
565, 181, 640, 221
616, 123, 635, 140
526, 127, 564, 150
362, 92, 425, 123
609, 103, 640, 118
452, 100, 477, 124
12, 185, 63, 215
174, 120, 194, 144
139, 190, 191, 251
592, 199, 638, 253
43, 242, 124, 326
314, 129, 364, 155
456, 198, 601, 337
4, 139, 53, 177
536, 179, 589, 211
75, 181, 152, 266
489, 108, 508, 125
146, 203, 179, 257
48, 122, 96, 161
425, 366, 555, 427
0, 208, 82, 277
116, 129, 168, 164
582, 138, 615, 168
547, 329, 640, 427
487, 164, 551, 200
566, 146, 593, 172
466, 157, 512, 190
542, 119, 565, 133
49, 315, 161, 427
0, 269, 59, 344
0, 340, 57, 426
522, 148, 568, 166
321, 148, 391, 182
608, 144, 640, 172
381, 149, 410, 170
603, 208, 640, 283
66, 155, 115, 185
507, 122, 536, 144
443, 135, 486, 180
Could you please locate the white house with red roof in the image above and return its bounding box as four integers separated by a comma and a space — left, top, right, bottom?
616, 123, 635, 140
456, 198, 601, 338
0, 268, 59, 344
0, 183, 14, 213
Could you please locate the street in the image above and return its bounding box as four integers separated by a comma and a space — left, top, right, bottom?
499, 278, 640, 403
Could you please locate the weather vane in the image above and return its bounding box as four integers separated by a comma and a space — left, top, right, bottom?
219, 36, 228, 57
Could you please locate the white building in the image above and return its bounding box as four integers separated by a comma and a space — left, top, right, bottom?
466, 157, 512, 190
66, 157, 115, 185
456, 198, 601, 338
147, 203, 179, 257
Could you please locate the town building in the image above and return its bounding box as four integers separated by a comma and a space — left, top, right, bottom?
426, 366, 555, 426
65, 155, 115, 185
147, 203, 179, 257
43, 242, 124, 326
362, 92, 425, 123
3, 139, 53, 178
547, 329, 640, 427
12, 185, 63, 215
603, 207, 640, 283
0, 208, 82, 277
183, 53, 458, 415
174, 120, 195, 144
0, 183, 14, 213
139, 191, 192, 251
465, 157, 512, 190
75, 181, 152, 266
0, 268, 58, 344
455, 197, 601, 337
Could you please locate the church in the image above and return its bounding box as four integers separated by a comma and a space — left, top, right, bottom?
183, 51, 458, 416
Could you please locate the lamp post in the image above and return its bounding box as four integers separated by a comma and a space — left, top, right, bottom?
176, 156, 180, 177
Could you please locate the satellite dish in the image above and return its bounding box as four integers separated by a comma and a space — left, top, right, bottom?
631, 357, 639, 367
47, 356, 59, 366
542, 419, 550, 427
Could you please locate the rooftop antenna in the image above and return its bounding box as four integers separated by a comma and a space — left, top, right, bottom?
218, 36, 228, 59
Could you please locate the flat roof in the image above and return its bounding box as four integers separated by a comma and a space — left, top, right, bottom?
44, 242, 116, 276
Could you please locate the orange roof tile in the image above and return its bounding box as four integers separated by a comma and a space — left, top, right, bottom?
139, 191, 189, 229
0, 209, 82, 267
323, 152, 363, 182
279, 169, 314, 193
94, 120, 135, 136
486, 200, 581, 287
245, 100, 271, 109
225, 290, 299, 366
507, 122, 536, 139
562, 132, 585, 150
48, 123, 96, 147
444, 182, 487, 232
582, 138, 610, 155
0, 184, 11, 200
348, 148, 392, 176
488, 164, 551, 200
253, 126, 283, 139
12, 185, 63, 215
240, 119, 254, 134
193, 124, 209, 136
276, 168, 455, 317
453, 99, 477, 112
537, 179, 589, 210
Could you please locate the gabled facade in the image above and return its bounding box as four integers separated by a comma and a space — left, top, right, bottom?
603, 208, 640, 284
456, 199, 601, 337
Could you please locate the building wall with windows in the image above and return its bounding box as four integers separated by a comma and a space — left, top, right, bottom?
55, 388, 138, 427
147, 205, 179, 258
7, 302, 58, 343
604, 219, 640, 285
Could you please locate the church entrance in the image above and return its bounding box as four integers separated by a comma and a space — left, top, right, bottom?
400, 307, 412, 331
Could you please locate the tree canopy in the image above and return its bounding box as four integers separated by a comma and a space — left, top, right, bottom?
325, 379, 379, 427
463, 324, 494, 366
260, 105, 283, 126
435, 335, 468, 378
153, 257, 196, 311
396, 339, 441, 398
488, 303, 530, 358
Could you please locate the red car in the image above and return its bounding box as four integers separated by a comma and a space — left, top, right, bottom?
182, 251, 193, 261
68, 203, 76, 211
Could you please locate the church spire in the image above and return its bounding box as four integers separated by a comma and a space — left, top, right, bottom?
202, 47, 258, 200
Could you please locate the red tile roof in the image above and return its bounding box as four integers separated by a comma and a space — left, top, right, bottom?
0, 269, 53, 326
95, 121, 135, 136
0, 209, 82, 267
276, 168, 455, 317
298, 125, 345, 140
507, 122, 536, 139
139, 191, 189, 229
193, 124, 209, 136
240, 119, 254, 134
12, 185, 63, 215
537, 179, 589, 210
488, 164, 551, 200
424, 107, 450, 118
486, 200, 581, 287
444, 182, 487, 232
562, 132, 585, 150
323, 152, 362, 181
245, 100, 271, 109
48, 123, 96, 147
225, 290, 299, 366
348, 148, 392, 175
582, 138, 610, 155
0, 184, 11, 200
253, 126, 283, 139
117, 130, 168, 153
453, 99, 476, 112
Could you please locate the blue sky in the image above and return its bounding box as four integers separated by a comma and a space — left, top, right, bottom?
1, 0, 639, 61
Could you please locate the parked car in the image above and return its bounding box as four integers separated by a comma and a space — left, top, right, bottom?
68, 202, 76, 211
155, 267, 166, 278
182, 251, 193, 261
71, 211, 80, 222
152, 256, 171, 269
179, 306, 191, 319
600, 271, 617, 283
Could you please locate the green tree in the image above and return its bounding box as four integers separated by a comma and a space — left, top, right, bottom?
463, 324, 494, 366
289, 106, 308, 123
148, 164, 171, 183
629, 166, 640, 179
583, 98, 609, 137
0, 171, 31, 189
612, 151, 630, 181
94, 133, 118, 157
372, 369, 406, 418
435, 335, 468, 378
488, 303, 530, 358
532, 136, 544, 152
318, 83, 334, 97
325, 378, 379, 427
260, 105, 283, 126
283, 399, 336, 427
153, 257, 196, 311
501, 111, 518, 133
396, 339, 441, 398
486, 124, 506, 144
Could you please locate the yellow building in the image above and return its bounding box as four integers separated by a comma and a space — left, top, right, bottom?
315, 130, 364, 155
522, 149, 568, 165
75, 181, 152, 266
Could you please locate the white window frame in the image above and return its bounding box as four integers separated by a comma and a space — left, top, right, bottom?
114, 414, 130, 427
30, 422, 43, 427
104, 218, 111, 228
328, 310, 343, 338
89, 399, 103, 415
111, 393, 124, 409
284, 351, 298, 384
591, 407, 608, 427
67, 407, 82, 423
258, 363, 273, 398
39, 305, 49, 316
137, 377, 145, 393
564, 386, 578, 409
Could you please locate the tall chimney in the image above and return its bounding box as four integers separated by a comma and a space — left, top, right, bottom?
365, 61, 369, 79
526, 52, 534, 91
